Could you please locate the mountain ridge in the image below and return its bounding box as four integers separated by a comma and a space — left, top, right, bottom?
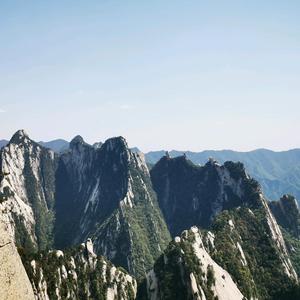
146, 148, 300, 203
2, 135, 300, 205
1, 129, 300, 299
0, 130, 170, 280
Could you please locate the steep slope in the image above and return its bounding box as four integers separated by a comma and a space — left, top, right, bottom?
149, 155, 298, 299
139, 207, 299, 300
150, 155, 261, 236
139, 226, 244, 300
0, 171, 35, 300
270, 195, 300, 278
210, 206, 298, 299
146, 148, 300, 202
21, 239, 136, 300
0, 217, 35, 300
55, 136, 171, 279
0, 130, 58, 252
269, 194, 300, 239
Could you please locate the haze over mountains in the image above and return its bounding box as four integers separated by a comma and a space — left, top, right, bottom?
1, 130, 300, 299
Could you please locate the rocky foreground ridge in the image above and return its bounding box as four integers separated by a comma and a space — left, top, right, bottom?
21, 239, 136, 300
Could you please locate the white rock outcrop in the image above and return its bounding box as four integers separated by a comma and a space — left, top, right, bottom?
0, 218, 35, 300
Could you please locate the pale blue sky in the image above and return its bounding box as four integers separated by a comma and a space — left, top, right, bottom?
0, 1, 299, 151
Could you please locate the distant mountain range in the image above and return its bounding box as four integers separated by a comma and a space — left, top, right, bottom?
0, 139, 8, 149
38, 139, 69, 152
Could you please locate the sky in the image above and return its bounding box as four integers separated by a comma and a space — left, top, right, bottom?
0, 0, 299, 152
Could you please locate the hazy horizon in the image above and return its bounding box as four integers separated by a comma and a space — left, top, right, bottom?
1, 1, 299, 152
1, 129, 300, 153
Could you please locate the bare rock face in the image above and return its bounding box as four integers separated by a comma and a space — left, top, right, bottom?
0, 218, 35, 300
0, 130, 169, 286
150, 156, 261, 237
0, 130, 57, 252
54, 135, 170, 279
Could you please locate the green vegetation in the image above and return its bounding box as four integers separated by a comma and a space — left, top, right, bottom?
12, 212, 36, 253
91, 155, 171, 281
124, 158, 171, 280
141, 206, 300, 300
151, 242, 190, 300
139, 230, 219, 300
4, 133, 300, 300
179, 231, 216, 300
0, 171, 11, 202
54, 138, 171, 282
211, 207, 298, 300
282, 228, 300, 276
19, 244, 136, 300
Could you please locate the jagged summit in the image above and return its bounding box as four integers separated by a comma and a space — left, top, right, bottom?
270, 194, 300, 239
102, 136, 128, 152
151, 157, 262, 236
157, 152, 193, 166
54, 132, 170, 279
158, 153, 223, 168
9, 129, 31, 145
0, 129, 58, 252
14, 129, 28, 137
69, 135, 128, 153
205, 156, 220, 166
281, 194, 299, 208
70, 135, 86, 147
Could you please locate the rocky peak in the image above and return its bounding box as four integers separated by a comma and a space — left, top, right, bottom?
9, 129, 29, 144
69, 135, 89, 150
0, 130, 57, 252
8, 130, 35, 147
102, 136, 129, 154
55, 133, 170, 279
85, 238, 96, 257
151, 157, 262, 236
205, 156, 219, 166
269, 194, 300, 239
281, 194, 299, 209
